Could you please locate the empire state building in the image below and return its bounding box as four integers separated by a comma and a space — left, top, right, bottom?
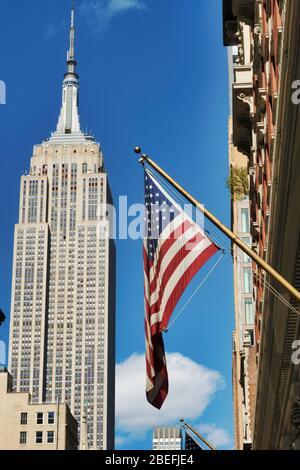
8, 7, 116, 450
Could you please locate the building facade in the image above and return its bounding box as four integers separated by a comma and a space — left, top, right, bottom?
0, 368, 77, 450
152, 427, 182, 450
226, 35, 257, 450
8, 8, 115, 450
224, 0, 300, 449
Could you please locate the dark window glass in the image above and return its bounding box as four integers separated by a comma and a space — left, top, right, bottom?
48, 412, 55, 424
36, 412, 43, 425
20, 412, 27, 425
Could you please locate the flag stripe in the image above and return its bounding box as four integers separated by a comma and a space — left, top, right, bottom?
148, 218, 192, 282
150, 235, 210, 309
159, 242, 219, 331
148, 240, 216, 333
150, 222, 203, 293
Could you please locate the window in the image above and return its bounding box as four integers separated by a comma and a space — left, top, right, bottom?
241, 237, 251, 263
246, 329, 254, 346
241, 208, 249, 233
20, 432, 27, 444
36, 412, 43, 425
36, 431, 43, 444
47, 431, 54, 444
20, 412, 28, 425
243, 268, 252, 294
48, 412, 55, 424
245, 299, 254, 324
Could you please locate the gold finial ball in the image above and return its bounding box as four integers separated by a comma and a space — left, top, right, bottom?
134, 146, 142, 155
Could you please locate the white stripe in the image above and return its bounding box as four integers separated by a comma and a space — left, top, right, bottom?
149, 234, 211, 305
145, 344, 155, 377
157, 212, 189, 242
149, 225, 204, 302
148, 214, 189, 279
146, 375, 154, 392
149, 217, 198, 283
150, 237, 213, 326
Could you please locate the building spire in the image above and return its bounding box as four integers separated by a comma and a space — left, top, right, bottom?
46, 1, 94, 143
67, 1, 76, 74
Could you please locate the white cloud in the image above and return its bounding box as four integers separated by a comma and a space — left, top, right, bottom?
79, 0, 147, 33
116, 352, 225, 445
196, 423, 232, 448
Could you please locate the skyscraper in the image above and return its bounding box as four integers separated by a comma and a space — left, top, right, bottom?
8, 7, 115, 450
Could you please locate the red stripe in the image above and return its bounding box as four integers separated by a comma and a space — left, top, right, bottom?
145, 333, 168, 409
152, 243, 219, 334
143, 245, 152, 273
146, 356, 153, 382
149, 220, 193, 291
149, 232, 205, 309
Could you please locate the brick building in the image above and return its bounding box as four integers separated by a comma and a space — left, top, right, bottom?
224, 0, 300, 449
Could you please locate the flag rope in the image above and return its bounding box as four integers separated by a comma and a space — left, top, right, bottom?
164, 250, 225, 332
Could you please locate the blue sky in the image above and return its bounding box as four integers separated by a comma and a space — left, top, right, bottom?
0, 0, 234, 450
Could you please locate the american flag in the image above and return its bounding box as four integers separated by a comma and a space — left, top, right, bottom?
185, 432, 203, 451
143, 168, 220, 409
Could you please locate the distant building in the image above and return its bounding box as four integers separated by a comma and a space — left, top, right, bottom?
152, 427, 182, 450
0, 368, 77, 450
0, 309, 5, 326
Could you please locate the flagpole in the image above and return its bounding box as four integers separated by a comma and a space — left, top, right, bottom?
134, 147, 300, 305
181, 420, 216, 450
